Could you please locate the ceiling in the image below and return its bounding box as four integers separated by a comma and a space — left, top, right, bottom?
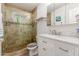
7, 3, 66, 13
47, 3, 66, 13
7, 3, 39, 12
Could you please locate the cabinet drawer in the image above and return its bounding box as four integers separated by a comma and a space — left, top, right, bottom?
55, 41, 75, 56
37, 37, 49, 47
37, 37, 55, 56
37, 37, 55, 48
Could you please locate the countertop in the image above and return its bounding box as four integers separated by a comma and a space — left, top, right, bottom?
37, 34, 79, 46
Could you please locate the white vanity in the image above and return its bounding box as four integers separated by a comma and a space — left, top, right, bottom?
37, 34, 79, 56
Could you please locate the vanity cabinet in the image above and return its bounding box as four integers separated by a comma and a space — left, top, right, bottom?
37, 37, 55, 56
55, 41, 75, 56
37, 35, 79, 56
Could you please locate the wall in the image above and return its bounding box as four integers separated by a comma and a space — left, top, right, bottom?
2, 4, 34, 54
37, 4, 50, 35
36, 4, 47, 19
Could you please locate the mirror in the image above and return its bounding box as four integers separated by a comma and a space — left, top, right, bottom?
47, 3, 79, 26
68, 3, 79, 24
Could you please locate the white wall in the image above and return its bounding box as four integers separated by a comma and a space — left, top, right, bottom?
37, 19, 49, 35
36, 4, 49, 35
36, 4, 47, 19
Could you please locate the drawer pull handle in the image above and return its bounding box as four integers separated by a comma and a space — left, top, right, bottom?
59, 47, 68, 52
42, 41, 47, 43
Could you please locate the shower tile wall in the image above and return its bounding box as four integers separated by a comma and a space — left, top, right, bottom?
2, 5, 34, 53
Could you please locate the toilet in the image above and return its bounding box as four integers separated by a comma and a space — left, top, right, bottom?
27, 42, 38, 56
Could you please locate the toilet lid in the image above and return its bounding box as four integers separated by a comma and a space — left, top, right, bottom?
27, 43, 37, 48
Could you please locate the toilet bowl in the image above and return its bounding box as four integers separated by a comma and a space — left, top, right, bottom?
27, 42, 38, 56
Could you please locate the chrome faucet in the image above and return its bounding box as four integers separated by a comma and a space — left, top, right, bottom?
51, 30, 61, 35
51, 30, 57, 35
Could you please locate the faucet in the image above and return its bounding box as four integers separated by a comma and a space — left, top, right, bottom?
51, 30, 57, 35
51, 30, 61, 35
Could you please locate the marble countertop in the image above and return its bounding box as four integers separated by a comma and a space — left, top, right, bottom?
37, 34, 79, 46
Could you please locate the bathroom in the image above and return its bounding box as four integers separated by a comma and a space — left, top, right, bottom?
0, 3, 79, 56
